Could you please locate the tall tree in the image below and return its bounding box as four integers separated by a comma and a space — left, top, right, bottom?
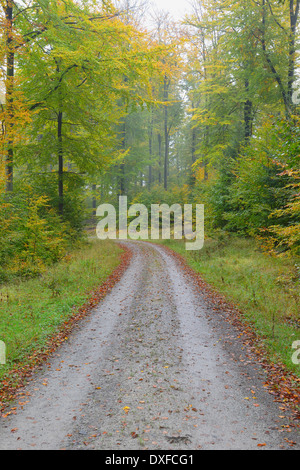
16, 0, 162, 214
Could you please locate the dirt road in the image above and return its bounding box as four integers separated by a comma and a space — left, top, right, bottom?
0, 241, 299, 450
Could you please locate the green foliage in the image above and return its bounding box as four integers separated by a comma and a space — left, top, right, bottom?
132, 184, 190, 208
0, 0, 299, 273
0, 186, 73, 282
223, 152, 288, 233
24, 172, 87, 236
181, 0, 300, 258
263, 169, 300, 256
0, 0, 170, 283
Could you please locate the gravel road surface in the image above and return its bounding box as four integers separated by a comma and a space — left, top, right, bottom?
0, 241, 299, 450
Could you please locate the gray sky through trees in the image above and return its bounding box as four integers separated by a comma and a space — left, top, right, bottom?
150, 0, 191, 20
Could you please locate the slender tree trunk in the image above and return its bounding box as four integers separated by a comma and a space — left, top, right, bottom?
148, 165, 152, 189
191, 126, 196, 165
202, 122, 209, 181
92, 184, 97, 218
287, 0, 300, 106
176, 151, 180, 185
119, 76, 128, 196
158, 133, 162, 185
163, 74, 169, 191
5, 1, 14, 192
119, 119, 126, 195
189, 101, 197, 186
148, 109, 153, 189
244, 78, 253, 143
261, 0, 291, 117
58, 110, 64, 216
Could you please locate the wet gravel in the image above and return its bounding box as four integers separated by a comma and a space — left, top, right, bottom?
0, 241, 299, 450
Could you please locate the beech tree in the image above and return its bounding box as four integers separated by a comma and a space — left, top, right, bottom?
11, 0, 163, 215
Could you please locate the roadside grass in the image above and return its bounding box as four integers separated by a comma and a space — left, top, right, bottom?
0, 239, 123, 385
158, 236, 300, 379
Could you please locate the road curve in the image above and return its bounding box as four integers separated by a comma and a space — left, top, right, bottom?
0, 241, 299, 450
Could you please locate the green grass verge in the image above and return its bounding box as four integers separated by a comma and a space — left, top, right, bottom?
0, 239, 123, 384
158, 236, 300, 379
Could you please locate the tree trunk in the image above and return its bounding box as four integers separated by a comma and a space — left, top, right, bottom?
158, 133, 162, 185
92, 184, 97, 218
148, 109, 153, 189
5, 1, 14, 192
119, 76, 128, 196
190, 102, 197, 186
119, 119, 126, 195
58, 110, 64, 216
261, 0, 291, 117
163, 74, 169, 191
244, 78, 253, 143
287, 0, 300, 106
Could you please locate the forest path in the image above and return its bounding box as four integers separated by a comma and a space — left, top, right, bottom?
0, 241, 299, 450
